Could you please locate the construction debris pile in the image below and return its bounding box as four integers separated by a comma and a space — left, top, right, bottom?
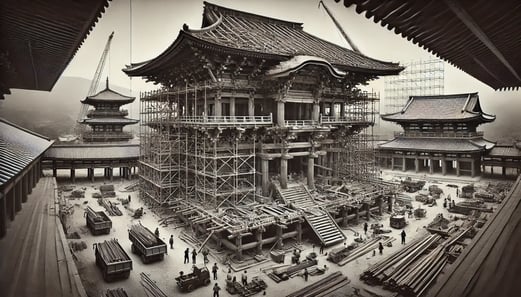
129, 224, 160, 247
104, 288, 129, 297
361, 230, 469, 296
286, 271, 350, 297
98, 199, 122, 216
96, 239, 130, 263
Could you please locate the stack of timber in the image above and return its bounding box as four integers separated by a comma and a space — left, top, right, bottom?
286, 271, 350, 297
85, 206, 112, 235
104, 288, 129, 297
336, 236, 395, 266
268, 259, 317, 283
99, 198, 123, 216
94, 239, 132, 281
86, 206, 103, 222
140, 272, 167, 297
449, 200, 493, 215
130, 224, 160, 247
361, 231, 468, 296
227, 277, 268, 297
129, 223, 167, 263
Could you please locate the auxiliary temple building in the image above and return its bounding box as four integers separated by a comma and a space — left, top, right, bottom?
378, 93, 496, 177
42, 81, 139, 181
124, 2, 403, 254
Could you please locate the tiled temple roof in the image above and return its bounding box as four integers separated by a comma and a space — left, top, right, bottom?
381, 93, 496, 123
124, 2, 403, 77
45, 143, 139, 160
82, 87, 135, 105
379, 137, 495, 153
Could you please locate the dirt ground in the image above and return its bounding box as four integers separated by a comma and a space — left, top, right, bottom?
50, 168, 506, 297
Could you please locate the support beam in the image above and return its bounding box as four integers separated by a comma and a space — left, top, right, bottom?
261, 159, 270, 196
402, 157, 406, 172
442, 157, 447, 175
235, 235, 243, 259
248, 92, 255, 117
307, 155, 315, 189
280, 155, 290, 189
71, 168, 75, 183
15, 182, 22, 212
472, 160, 477, 177
296, 221, 302, 243
256, 229, 263, 254
456, 160, 461, 176
312, 102, 319, 122
21, 175, 28, 203
7, 188, 15, 221
415, 158, 419, 173
429, 158, 434, 174
0, 193, 5, 238
230, 96, 236, 116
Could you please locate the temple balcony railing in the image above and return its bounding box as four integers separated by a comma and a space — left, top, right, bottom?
319, 115, 371, 125
87, 109, 128, 117
395, 131, 485, 138
143, 114, 274, 127
285, 120, 318, 127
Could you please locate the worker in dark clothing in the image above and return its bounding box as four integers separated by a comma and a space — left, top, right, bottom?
401, 230, 406, 244
169, 235, 174, 249
192, 248, 197, 264
456, 188, 459, 197
378, 242, 384, 254
154, 227, 160, 238
304, 268, 309, 281
128, 194, 131, 202
319, 243, 325, 254
364, 222, 368, 235
213, 283, 221, 297
227, 268, 233, 281
184, 248, 190, 264
241, 270, 248, 285
212, 263, 219, 280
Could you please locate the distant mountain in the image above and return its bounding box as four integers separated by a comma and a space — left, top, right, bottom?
0, 76, 138, 140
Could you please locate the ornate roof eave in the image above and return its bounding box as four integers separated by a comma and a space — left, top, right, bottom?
380, 115, 490, 124
81, 98, 135, 105
124, 32, 403, 79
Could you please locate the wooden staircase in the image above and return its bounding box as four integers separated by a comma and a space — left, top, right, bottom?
276, 183, 345, 246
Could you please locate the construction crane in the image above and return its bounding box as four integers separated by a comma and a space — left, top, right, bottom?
75, 31, 115, 142
319, 0, 362, 54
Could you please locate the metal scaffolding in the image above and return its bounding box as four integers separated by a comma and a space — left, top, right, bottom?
383, 59, 444, 114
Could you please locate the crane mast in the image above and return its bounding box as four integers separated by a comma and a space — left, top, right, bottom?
75, 32, 115, 142
319, 1, 362, 54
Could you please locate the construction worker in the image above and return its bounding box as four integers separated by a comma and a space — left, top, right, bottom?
202, 248, 210, 265
212, 263, 219, 280
169, 235, 174, 249
319, 242, 325, 254
227, 268, 233, 281
192, 248, 197, 264
184, 248, 190, 264
303, 268, 309, 281
154, 227, 160, 238
401, 230, 406, 244
213, 283, 221, 297
241, 270, 248, 286
128, 194, 131, 202
378, 242, 384, 255
364, 222, 368, 235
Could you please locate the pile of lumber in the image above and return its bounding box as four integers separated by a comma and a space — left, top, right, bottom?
86, 206, 103, 222
105, 288, 129, 297
361, 231, 468, 296
98, 199, 122, 216
286, 271, 350, 297
140, 272, 167, 297
336, 236, 395, 266
268, 259, 317, 283
130, 224, 159, 247
96, 239, 129, 263
449, 200, 493, 215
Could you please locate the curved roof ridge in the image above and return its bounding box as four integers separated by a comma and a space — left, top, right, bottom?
203, 1, 303, 29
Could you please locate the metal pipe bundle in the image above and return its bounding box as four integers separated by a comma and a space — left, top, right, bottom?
286, 271, 350, 297
105, 288, 129, 297
338, 236, 395, 266
140, 272, 167, 297
97, 239, 129, 263
98, 199, 123, 216
130, 224, 159, 247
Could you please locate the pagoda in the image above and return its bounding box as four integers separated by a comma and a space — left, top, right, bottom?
123, 2, 403, 252
80, 79, 138, 142
379, 93, 496, 177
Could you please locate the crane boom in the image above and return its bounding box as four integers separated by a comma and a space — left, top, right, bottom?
319, 1, 361, 54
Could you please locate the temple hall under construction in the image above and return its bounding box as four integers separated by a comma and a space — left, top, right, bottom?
123, 2, 404, 255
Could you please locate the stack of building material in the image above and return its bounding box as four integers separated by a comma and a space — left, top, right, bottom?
330, 236, 394, 266
268, 259, 317, 282
129, 224, 160, 247
98, 198, 123, 216
97, 239, 130, 263
140, 272, 167, 297
105, 288, 129, 297
285, 271, 350, 297
86, 206, 103, 222
361, 230, 468, 296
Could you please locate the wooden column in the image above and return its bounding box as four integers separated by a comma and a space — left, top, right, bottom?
391, 157, 395, 171
109, 167, 114, 181
402, 157, 406, 172
21, 175, 28, 203
388, 195, 394, 212
235, 235, 243, 259
377, 196, 383, 216
354, 206, 360, 224
15, 181, 22, 212
276, 225, 283, 249
280, 155, 290, 189
312, 102, 320, 123
52, 160, 57, 177
442, 157, 447, 175
277, 100, 285, 126
7, 188, 15, 221
261, 158, 270, 196
248, 92, 255, 117
71, 168, 75, 183
296, 221, 302, 243
230, 96, 236, 116
456, 160, 461, 176
307, 154, 316, 189
330, 102, 336, 118
256, 229, 263, 254
414, 158, 419, 173
0, 193, 6, 238
342, 207, 349, 227
215, 91, 222, 117
429, 158, 434, 174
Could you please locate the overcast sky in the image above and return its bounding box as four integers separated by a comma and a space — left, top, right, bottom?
6, 0, 521, 139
